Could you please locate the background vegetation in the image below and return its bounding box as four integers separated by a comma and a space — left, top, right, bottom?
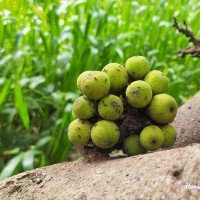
0, 0, 200, 180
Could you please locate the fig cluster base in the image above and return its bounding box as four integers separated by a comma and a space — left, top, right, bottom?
83, 100, 155, 156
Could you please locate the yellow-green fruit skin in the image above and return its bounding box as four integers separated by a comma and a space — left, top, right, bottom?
91, 120, 120, 149
98, 94, 124, 121
81, 71, 110, 100
77, 71, 92, 92
102, 63, 128, 93
147, 94, 178, 123
140, 125, 164, 151
72, 96, 96, 119
161, 124, 177, 148
144, 70, 169, 95
68, 119, 92, 146
123, 135, 148, 156
126, 80, 152, 108
125, 56, 150, 80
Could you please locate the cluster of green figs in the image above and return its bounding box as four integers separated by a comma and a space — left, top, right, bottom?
67, 56, 178, 156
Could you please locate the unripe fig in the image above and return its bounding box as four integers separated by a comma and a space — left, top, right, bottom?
147, 94, 178, 123
144, 70, 169, 94
81, 71, 110, 100
102, 63, 128, 93
160, 124, 177, 148
126, 80, 152, 108
68, 119, 92, 146
98, 94, 124, 121
123, 135, 148, 156
91, 120, 120, 149
72, 96, 96, 119
140, 125, 164, 151
77, 71, 93, 92
125, 56, 150, 80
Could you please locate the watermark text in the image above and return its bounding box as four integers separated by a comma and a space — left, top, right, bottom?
185, 182, 200, 189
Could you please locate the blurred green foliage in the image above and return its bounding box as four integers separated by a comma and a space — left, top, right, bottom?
0, 0, 200, 179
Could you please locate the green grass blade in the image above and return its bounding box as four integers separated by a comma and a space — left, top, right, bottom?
0, 79, 11, 107
22, 149, 46, 170
14, 81, 30, 129
0, 152, 24, 180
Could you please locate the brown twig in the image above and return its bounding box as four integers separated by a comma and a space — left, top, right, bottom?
173, 17, 200, 58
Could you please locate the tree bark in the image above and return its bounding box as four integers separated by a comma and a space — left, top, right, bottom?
0, 92, 200, 200
173, 17, 200, 58
173, 91, 200, 147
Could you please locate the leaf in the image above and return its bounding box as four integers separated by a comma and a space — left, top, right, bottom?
185, 69, 200, 77
3, 147, 20, 155
64, 103, 73, 113
29, 76, 45, 89
0, 54, 12, 67
14, 81, 30, 129
74, 0, 86, 7
25, 96, 44, 115
22, 150, 45, 171
0, 152, 24, 180
168, 80, 187, 105
35, 136, 54, 148
115, 47, 124, 59
0, 79, 11, 107
84, 12, 91, 39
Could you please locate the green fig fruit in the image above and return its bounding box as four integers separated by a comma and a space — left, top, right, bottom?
102, 63, 128, 93
144, 70, 169, 95
81, 71, 110, 100
91, 120, 120, 149
68, 119, 92, 146
140, 125, 164, 151
147, 94, 178, 123
98, 94, 124, 121
72, 96, 96, 119
125, 56, 150, 80
77, 71, 93, 92
161, 124, 177, 148
123, 135, 148, 156
126, 80, 152, 108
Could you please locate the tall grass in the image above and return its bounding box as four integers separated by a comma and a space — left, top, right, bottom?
0, 0, 200, 179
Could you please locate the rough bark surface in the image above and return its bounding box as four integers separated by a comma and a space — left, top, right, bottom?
0, 92, 200, 200
173, 91, 200, 148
